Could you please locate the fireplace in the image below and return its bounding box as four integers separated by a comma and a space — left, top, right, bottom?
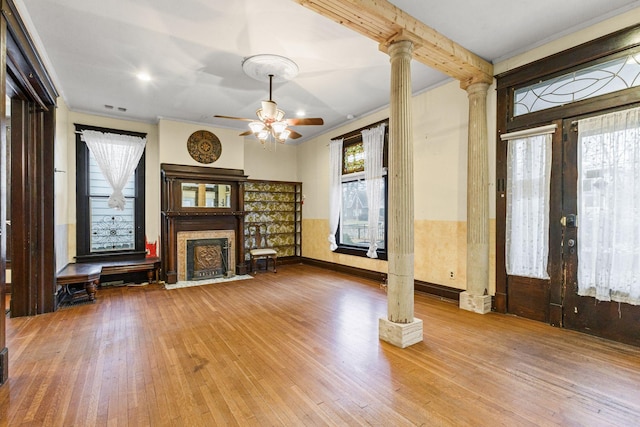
161, 157, 248, 284
176, 230, 236, 282
186, 238, 230, 280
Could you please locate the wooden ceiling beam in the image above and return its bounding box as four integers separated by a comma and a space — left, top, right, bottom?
294, 0, 494, 87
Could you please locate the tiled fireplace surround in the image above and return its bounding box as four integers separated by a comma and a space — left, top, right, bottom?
176, 230, 235, 282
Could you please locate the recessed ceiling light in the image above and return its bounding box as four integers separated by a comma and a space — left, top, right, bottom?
137, 72, 151, 81
296, 110, 306, 117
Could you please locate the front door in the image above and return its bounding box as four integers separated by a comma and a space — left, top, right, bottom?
561, 111, 640, 346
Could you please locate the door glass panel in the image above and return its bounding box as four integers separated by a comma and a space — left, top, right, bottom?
505, 133, 552, 279
577, 107, 640, 305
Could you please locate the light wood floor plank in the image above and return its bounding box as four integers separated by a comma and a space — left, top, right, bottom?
2, 264, 640, 426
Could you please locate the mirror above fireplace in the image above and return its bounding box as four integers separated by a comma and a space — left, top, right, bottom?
181, 183, 231, 208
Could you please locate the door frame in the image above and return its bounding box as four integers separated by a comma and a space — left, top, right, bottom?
496, 23, 640, 345
0, 0, 58, 386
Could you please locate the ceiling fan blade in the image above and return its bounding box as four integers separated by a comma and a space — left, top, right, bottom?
288, 129, 303, 139
239, 130, 253, 136
286, 117, 324, 126
214, 115, 254, 122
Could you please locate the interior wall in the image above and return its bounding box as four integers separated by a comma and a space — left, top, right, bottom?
51, 7, 639, 285
243, 138, 298, 182
54, 98, 70, 272
157, 119, 244, 169
297, 82, 488, 288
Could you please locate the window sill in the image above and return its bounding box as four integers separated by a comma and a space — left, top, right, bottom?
334, 245, 387, 261
75, 250, 147, 264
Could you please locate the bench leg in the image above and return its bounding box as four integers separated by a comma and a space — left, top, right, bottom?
85, 279, 98, 301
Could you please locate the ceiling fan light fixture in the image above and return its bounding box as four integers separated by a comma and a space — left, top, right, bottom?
259, 100, 278, 120
272, 121, 288, 134
279, 129, 291, 141
257, 129, 270, 141
249, 121, 265, 133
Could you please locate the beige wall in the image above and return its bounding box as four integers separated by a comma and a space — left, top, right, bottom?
244, 138, 298, 182
52, 8, 639, 293
158, 119, 244, 169
297, 82, 480, 289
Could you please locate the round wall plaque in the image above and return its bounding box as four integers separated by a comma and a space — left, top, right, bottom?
187, 130, 222, 164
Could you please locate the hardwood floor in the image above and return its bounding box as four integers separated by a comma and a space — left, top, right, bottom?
1, 264, 639, 426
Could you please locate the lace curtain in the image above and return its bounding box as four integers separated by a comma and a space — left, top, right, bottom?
362, 123, 386, 258
505, 131, 553, 279
577, 107, 640, 305
328, 138, 343, 251
81, 130, 146, 210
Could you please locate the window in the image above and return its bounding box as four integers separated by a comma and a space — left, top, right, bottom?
75, 124, 146, 261
334, 120, 388, 259
514, 52, 640, 117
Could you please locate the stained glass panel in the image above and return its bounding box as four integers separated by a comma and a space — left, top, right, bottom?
343, 142, 365, 174
514, 53, 640, 116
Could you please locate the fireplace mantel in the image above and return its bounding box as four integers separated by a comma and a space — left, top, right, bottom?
161, 164, 248, 284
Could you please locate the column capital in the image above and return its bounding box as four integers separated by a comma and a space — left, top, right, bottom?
460, 75, 493, 91
385, 38, 414, 59
463, 80, 491, 95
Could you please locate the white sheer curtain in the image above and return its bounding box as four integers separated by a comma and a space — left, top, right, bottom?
328, 138, 343, 251
505, 132, 552, 279
81, 130, 146, 210
577, 107, 640, 305
362, 123, 385, 258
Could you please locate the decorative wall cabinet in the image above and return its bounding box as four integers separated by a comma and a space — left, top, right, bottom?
243, 180, 302, 262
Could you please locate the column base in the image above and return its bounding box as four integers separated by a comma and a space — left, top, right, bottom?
459, 291, 491, 314
379, 317, 423, 348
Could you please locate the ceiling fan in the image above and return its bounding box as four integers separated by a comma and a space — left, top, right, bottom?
215, 73, 324, 143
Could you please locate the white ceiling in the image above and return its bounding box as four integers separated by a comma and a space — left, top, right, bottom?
16, 0, 640, 142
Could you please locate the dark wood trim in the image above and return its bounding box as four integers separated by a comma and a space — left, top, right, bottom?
74, 123, 147, 139
414, 279, 464, 302
496, 23, 640, 89
333, 118, 389, 144
0, 347, 7, 386
300, 257, 463, 302
2, 0, 58, 107
75, 124, 146, 262
301, 257, 386, 283
0, 8, 6, 386
161, 164, 249, 283
495, 22, 640, 345
333, 245, 388, 261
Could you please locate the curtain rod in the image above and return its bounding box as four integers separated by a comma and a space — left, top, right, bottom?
329, 119, 389, 145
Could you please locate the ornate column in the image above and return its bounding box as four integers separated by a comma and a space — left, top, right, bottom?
379, 39, 423, 348
459, 81, 491, 314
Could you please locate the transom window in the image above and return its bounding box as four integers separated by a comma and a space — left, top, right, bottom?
514, 52, 640, 116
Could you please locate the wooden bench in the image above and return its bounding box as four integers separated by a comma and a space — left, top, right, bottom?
57, 257, 160, 304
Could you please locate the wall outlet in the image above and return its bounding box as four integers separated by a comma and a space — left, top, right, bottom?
449, 271, 454, 279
